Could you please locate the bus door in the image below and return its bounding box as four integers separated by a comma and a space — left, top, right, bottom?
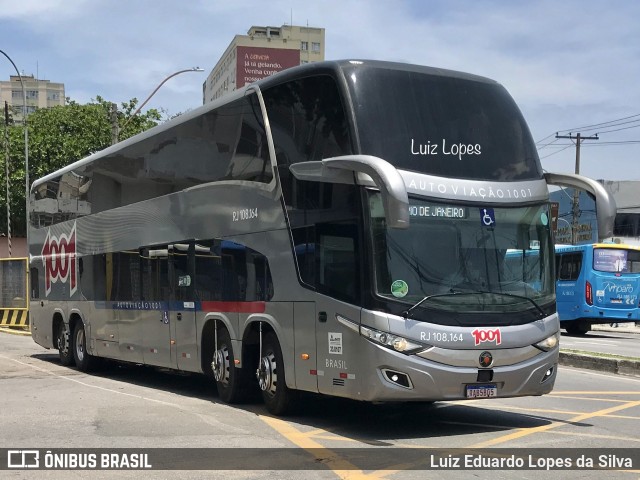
168, 242, 199, 371
555, 250, 584, 321
140, 246, 172, 367
312, 223, 362, 395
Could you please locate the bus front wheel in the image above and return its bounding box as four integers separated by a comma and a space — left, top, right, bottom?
258, 332, 297, 415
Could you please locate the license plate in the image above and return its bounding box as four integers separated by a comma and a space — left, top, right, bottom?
466, 384, 497, 398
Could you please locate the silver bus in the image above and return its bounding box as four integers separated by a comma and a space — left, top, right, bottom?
29, 60, 616, 415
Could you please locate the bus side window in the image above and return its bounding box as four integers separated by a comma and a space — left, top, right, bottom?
30, 267, 39, 299
193, 240, 273, 302
193, 241, 222, 302
317, 226, 359, 303
558, 253, 582, 281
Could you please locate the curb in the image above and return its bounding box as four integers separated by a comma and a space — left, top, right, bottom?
0, 327, 31, 337
559, 351, 640, 378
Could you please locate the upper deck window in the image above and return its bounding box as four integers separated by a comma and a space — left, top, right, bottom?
347, 66, 542, 181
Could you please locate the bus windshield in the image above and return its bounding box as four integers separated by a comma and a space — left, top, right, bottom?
593, 247, 640, 273
368, 193, 554, 315
347, 65, 541, 181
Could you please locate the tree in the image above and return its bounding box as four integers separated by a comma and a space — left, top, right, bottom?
1, 97, 161, 237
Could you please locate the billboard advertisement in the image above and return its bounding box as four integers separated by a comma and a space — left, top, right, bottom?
236, 46, 300, 88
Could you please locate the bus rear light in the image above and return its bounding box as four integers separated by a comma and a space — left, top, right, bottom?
585, 280, 593, 305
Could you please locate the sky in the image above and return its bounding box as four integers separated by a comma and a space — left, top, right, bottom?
1, 0, 639, 181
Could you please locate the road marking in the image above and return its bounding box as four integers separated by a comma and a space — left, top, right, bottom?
549, 395, 630, 403
258, 415, 371, 479
470, 399, 640, 448
551, 391, 640, 395
550, 431, 640, 443
0, 353, 185, 408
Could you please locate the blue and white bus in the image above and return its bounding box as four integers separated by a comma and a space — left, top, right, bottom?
555, 243, 640, 334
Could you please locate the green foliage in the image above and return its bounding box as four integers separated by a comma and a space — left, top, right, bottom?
1, 97, 161, 237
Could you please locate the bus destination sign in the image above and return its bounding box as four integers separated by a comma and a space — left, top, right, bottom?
409, 204, 468, 219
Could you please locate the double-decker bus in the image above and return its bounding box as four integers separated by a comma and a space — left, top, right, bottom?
28, 60, 616, 415
555, 243, 640, 334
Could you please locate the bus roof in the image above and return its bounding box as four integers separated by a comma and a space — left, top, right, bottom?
555, 243, 640, 253
31, 60, 501, 192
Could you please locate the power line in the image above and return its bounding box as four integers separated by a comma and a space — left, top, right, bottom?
594, 123, 640, 135
578, 140, 640, 146
537, 112, 640, 145
557, 112, 640, 134
535, 132, 558, 145
539, 143, 574, 159
544, 140, 640, 147
536, 137, 561, 149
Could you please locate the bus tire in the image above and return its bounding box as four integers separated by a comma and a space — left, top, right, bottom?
565, 320, 590, 335
56, 321, 74, 366
212, 327, 250, 404
72, 321, 97, 372
259, 332, 297, 416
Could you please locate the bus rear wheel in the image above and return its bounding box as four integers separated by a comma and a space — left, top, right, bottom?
56, 322, 74, 366
258, 332, 297, 416
212, 327, 250, 403
565, 320, 590, 335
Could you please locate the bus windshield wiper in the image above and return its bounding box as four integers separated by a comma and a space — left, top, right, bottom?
401, 289, 546, 319
401, 291, 463, 318
451, 289, 546, 318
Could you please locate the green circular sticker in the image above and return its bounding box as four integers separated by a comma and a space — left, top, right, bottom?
391, 280, 409, 298
541, 212, 549, 226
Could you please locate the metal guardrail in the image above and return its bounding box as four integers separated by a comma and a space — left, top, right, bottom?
0, 257, 29, 331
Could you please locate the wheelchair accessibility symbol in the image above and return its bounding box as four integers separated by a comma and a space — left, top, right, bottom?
480, 208, 495, 227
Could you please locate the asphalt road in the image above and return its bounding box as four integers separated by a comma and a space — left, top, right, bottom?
561, 328, 640, 358
1, 332, 639, 479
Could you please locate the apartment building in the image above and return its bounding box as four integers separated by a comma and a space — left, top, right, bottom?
0, 74, 65, 123
203, 24, 325, 103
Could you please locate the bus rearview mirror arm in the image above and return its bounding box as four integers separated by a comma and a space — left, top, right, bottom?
289, 155, 410, 229
544, 172, 617, 241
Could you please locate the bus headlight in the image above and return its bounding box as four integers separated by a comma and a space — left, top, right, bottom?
362, 325, 426, 353
534, 331, 560, 352
336, 314, 428, 354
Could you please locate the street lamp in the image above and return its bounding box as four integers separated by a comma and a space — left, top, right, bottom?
0, 49, 29, 250
118, 67, 204, 139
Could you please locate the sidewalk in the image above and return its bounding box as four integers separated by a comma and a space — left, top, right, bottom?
0, 326, 31, 336
591, 322, 640, 334
560, 322, 640, 377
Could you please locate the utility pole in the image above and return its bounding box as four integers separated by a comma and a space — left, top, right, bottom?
555, 132, 599, 244
4, 101, 11, 257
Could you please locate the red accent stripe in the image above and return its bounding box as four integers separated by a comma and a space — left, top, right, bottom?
339, 372, 348, 379
200, 301, 266, 313
310, 370, 317, 375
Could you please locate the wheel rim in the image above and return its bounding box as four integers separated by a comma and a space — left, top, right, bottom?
75, 327, 85, 362
58, 325, 70, 355
258, 350, 277, 396
212, 345, 230, 384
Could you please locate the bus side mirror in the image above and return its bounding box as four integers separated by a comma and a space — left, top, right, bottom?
290, 155, 410, 229
544, 172, 617, 241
